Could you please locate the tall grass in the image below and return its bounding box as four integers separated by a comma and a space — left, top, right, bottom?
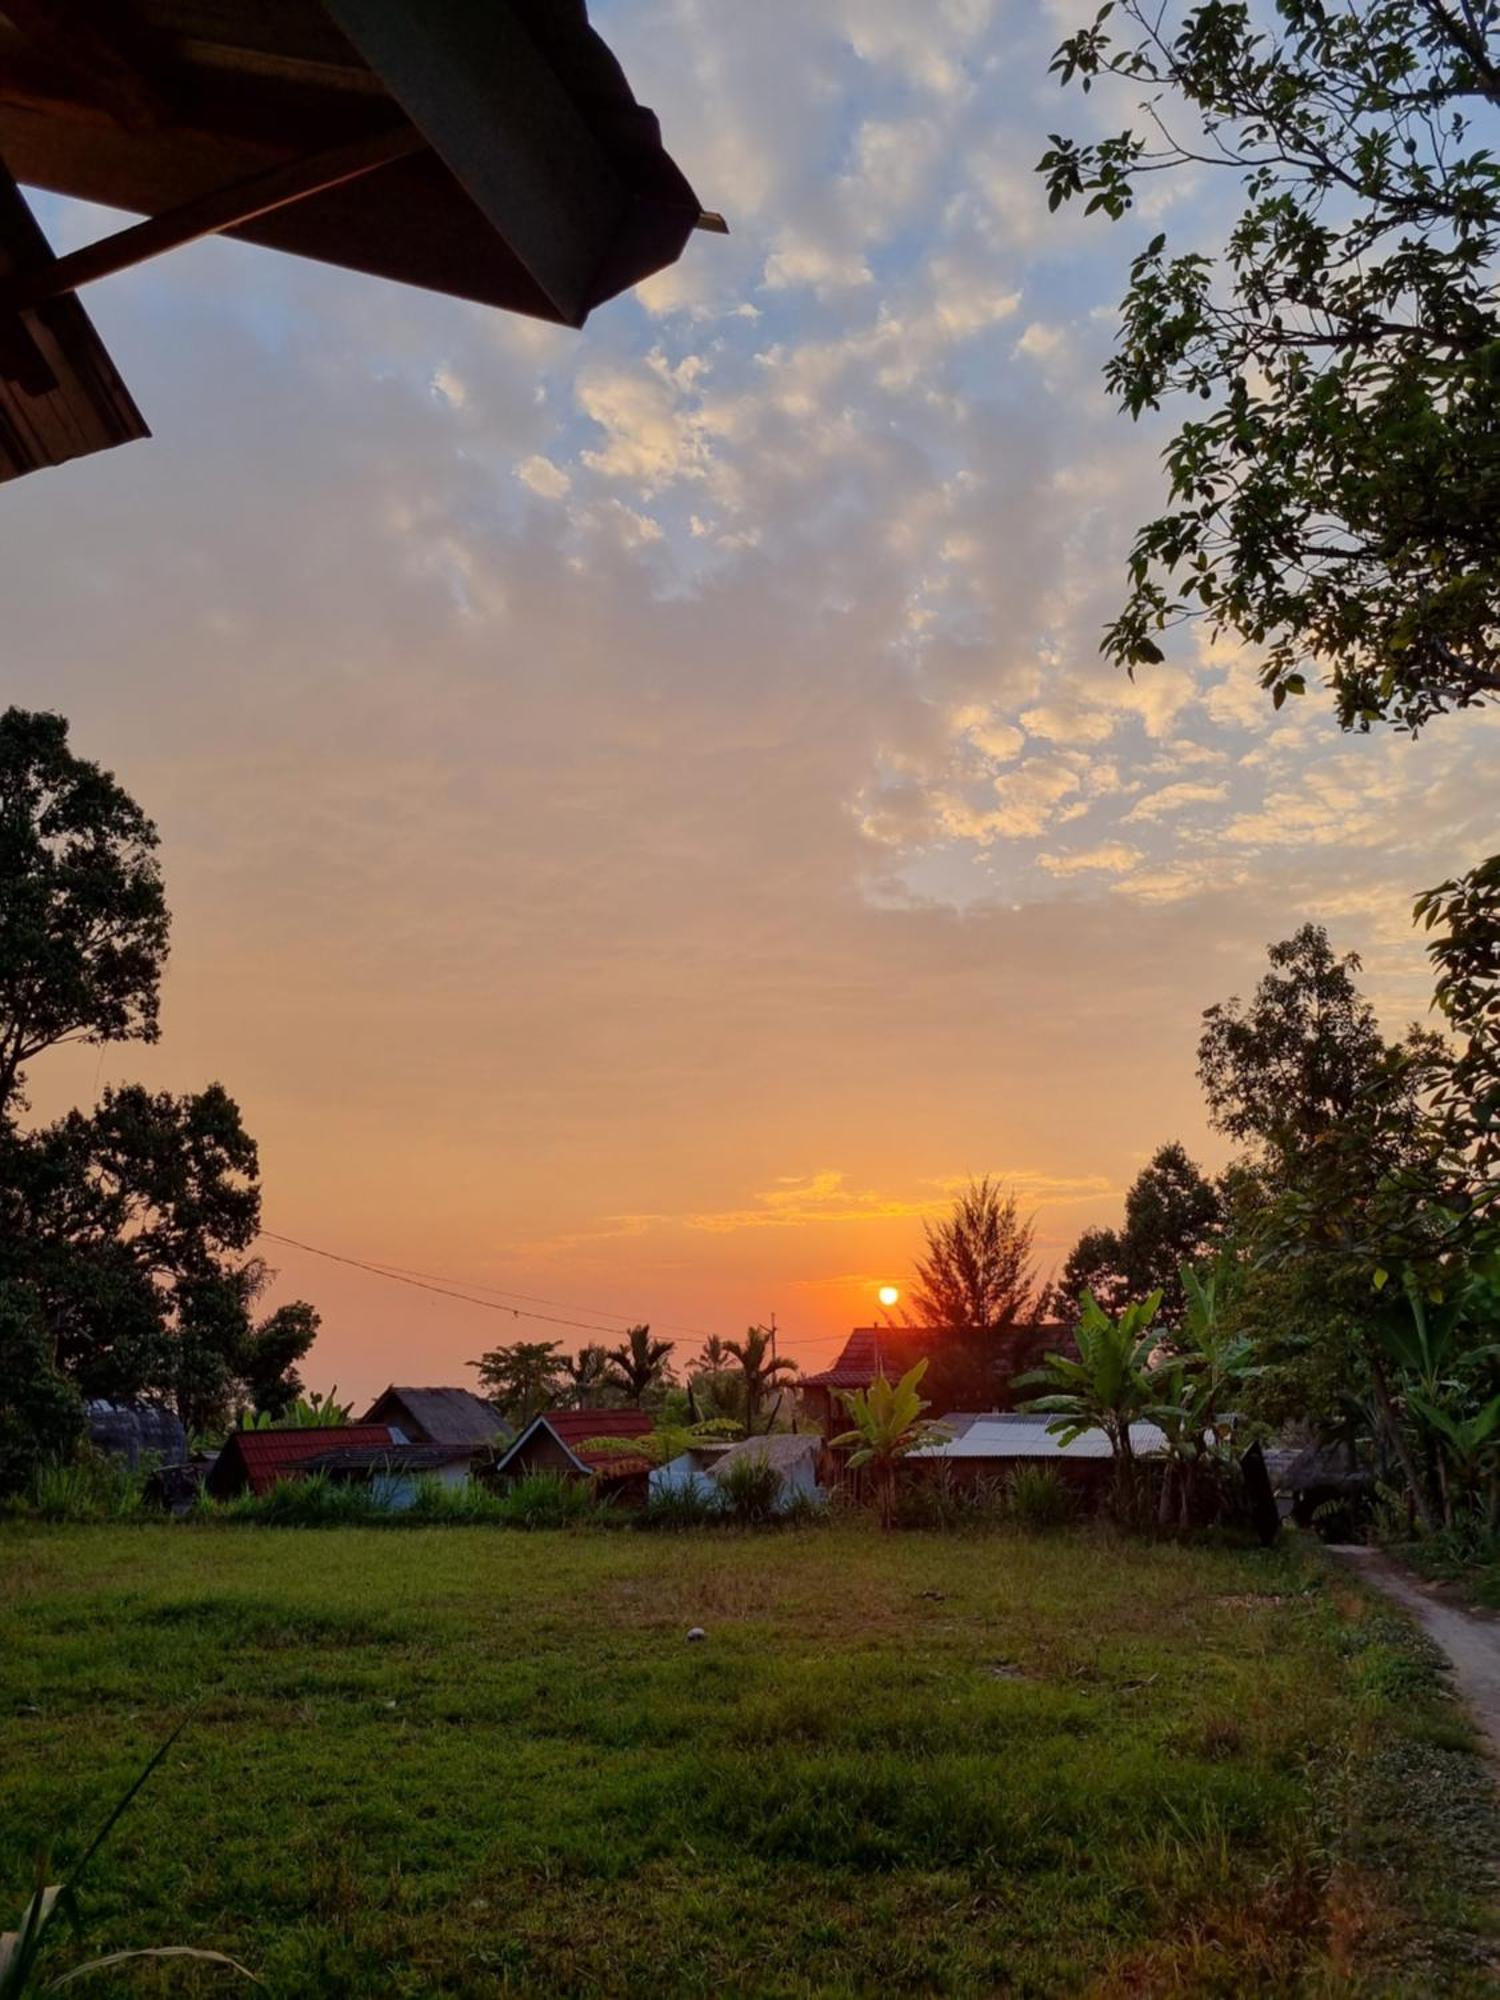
894, 1466, 1010, 1530
22, 1451, 153, 1524
1005, 1464, 1074, 1530
493, 1472, 600, 1530
638, 1481, 725, 1531
717, 1453, 785, 1526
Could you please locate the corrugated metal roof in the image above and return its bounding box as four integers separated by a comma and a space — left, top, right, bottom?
305, 1441, 474, 1474
915, 1416, 1166, 1461
362, 1385, 510, 1446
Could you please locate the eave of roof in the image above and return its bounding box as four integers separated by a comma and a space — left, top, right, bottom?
0, 0, 712, 326
0, 164, 147, 483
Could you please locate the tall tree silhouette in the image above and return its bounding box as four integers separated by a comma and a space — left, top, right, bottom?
724, 1325, 797, 1434
563, 1343, 612, 1409
911, 1177, 1036, 1330
470, 1340, 564, 1425
604, 1324, 674, 1403
0, 707, 169, 1116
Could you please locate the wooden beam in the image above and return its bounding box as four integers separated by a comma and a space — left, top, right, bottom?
0, 0, 173, 130
320, 0, 627, 327
0, 122, 427, 314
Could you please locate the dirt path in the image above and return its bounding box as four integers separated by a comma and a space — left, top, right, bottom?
1334, 1546, 1500, 1762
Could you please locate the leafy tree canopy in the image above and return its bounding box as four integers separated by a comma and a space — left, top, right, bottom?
0, 707, 169, 1113
1198, 923, 1420, 1160
1417, 853, 1500, 1176
1059, 1144, 1222, 1324
1043, 1, 1500, 732
562, 1342, 616, 1410
0, 710, 319, 1469
469, 1340, 566, 1426
0, 1085, 318, 1435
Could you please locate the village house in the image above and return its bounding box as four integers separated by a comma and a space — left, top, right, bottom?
205, 1424, 400, 1500
910, 1412, 1167, 1499
492, 1409, 655, 1502
799, 1323, 1069, 1436
651, 1430, 825, 1511
359, 1385, 512, 1451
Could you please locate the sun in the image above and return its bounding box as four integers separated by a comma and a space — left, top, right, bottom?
877, 1284, 900, 1308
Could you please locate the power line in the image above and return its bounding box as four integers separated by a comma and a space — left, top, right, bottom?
258, 1229, 734, 1346
257, 1226, 872, 1357
331, 1249, 728, 1342
258, 1231, 647, 1339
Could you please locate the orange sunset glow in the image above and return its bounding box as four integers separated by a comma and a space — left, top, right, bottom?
10, 0, 1493, 1410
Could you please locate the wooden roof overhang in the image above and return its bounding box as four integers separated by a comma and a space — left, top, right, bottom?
0, 0, 723, 482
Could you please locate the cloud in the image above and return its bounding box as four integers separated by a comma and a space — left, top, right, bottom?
600, 1164, 1116, 1240
761, 235, 873, 295
1020, 697, 1117, 746
1039, 841, 1143, 876
975, 755, 1084, 839
515, 454, 571, 500
1125, 780, 1230, 822
7, 0, 1492, 1401
575, 361, 733, 492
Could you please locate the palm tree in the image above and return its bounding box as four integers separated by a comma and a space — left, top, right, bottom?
832, 1359, 950, 1529
563, 1343, 612, 1410
691, 1334, 732, 1375
724, 1325, 798, 1434
687, 1332, 738, 1421
604, 1324, 675, 1404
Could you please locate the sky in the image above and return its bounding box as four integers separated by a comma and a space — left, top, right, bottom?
9, 0, 1496, 1404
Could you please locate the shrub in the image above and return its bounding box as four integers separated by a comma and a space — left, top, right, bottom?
495, 1471, 598, 1529
778, 1486, 828, 1528
638, 1480, 725, 1531
402, 1475, 510, 1525
0, 1281, 84, 1498
717, 1451, 784, 1526
1005, 1463, 1073, 1530
219, 1472, 381, 1527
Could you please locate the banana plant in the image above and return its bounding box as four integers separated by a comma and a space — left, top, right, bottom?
1, 1717, 255, 1995
1405, 1390, 1500, 1529
832, 1360, 951, 1529
1369, 1270, 1500, 1531
1019, 1290, 1187, 1518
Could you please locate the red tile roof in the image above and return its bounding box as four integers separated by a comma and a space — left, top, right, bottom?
543, 1409, 653, 1443
577, 1450, 654, 1480
494, 1408, 655, 1479
208, 1425, 398, 1497
801, 1325, 1073, 1392
801, 1328, 887, 1389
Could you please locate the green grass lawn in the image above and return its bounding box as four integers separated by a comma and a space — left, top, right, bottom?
1, 1522, 1496, 1997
